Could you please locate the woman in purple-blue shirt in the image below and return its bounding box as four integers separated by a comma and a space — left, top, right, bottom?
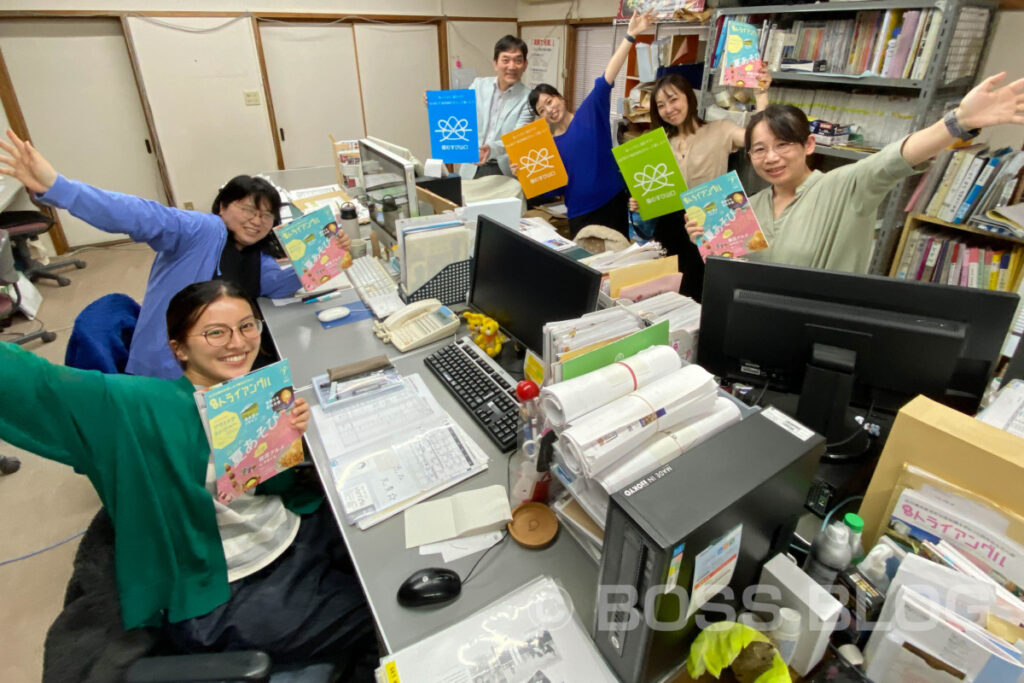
523, 10, 652, 238
0, 129, 348, 379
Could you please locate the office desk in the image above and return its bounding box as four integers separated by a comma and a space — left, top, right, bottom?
261, 299, 598, 653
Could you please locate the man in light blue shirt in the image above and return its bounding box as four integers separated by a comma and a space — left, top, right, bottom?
459, 35, 534, 179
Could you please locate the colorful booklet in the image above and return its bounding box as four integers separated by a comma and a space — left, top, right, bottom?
720, 20, 765, 88
426, 89, 479, 164
612, 127, 687, 221
501, 118, 569, 199
273, 205, 351, 292
680, 171, 768, 260
197, 360, 304, 504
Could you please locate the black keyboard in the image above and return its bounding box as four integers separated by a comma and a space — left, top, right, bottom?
424, 337, 519, 452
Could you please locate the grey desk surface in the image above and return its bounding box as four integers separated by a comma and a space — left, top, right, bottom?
258, 166, 598, 654
261, 298, 598, 654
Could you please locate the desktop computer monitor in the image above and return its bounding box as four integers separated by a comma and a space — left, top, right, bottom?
698, 257, 1018, 445
360, 137, 419, 228
469, 216, 601, 355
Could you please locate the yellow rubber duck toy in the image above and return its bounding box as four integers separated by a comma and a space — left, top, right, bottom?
474, 318, 505, 357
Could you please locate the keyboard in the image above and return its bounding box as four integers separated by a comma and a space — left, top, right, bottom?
346, 256, 405, 318
424, 337, 520, 452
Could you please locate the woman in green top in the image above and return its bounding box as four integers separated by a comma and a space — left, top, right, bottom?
685, 72, 1024, 272
0, 280, 372, 676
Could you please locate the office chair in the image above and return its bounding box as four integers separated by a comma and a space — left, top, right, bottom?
0, 228, 56, 345
64, 293, 141, 373
0, 209, 85, 287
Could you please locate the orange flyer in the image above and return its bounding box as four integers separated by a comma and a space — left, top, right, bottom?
501, 119, 568, 199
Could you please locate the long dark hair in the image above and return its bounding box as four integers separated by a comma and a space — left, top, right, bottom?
166, 280, 259, 368
529, 83, 563, 116
211, 175, 284, 257
650, 74, 703, 137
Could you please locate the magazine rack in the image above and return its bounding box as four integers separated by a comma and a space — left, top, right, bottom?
400, 258, 472, 306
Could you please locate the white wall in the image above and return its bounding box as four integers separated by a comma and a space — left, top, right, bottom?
446, 20, 518, 85
517, 0, 612, 23
979, 11, 1024, 152
1, 0, 514, 14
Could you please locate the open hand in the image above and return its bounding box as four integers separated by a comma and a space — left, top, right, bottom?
289, 398, 310, 434
628, 9, 654, 38
956, 72, 1024, 130
0, 129, 58, 194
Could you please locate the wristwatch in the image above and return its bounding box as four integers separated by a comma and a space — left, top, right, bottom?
625, 33, 637, 44
944, 108, 980, 141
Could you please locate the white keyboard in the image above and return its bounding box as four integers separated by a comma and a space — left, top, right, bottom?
346, 256, 405, 318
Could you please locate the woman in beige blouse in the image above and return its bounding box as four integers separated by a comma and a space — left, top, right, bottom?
631, 74, 768, 300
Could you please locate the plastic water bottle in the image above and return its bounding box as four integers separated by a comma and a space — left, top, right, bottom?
844, 512, 865, 564
769, 607, 802, 665
803, 522, 852, 586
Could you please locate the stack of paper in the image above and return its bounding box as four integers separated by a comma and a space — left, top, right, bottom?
539, 344, 682, 427
580, 240, 666, 273
517, 215, 575, 252
404, 484, 511, 549
977, 379, 1024, 438
560, 364, 719, 479
625, 292, 702, 360
394, 215, 469, 294
376, 576, 618, 682
313, 374, 488, 530
542, 307, 646, 381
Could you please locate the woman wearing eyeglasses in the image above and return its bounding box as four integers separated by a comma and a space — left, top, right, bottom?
686, 72, 1024, 272
0, 129, 349, 379
0, 280, 374, 678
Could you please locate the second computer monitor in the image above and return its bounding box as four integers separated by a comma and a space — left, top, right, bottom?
698, 257, 1018, 439
469, 216, 601, 355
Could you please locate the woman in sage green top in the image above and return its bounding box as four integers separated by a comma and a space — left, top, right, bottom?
686, 72, 1024, 273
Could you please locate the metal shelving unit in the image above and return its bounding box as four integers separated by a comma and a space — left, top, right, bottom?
699, 0, 999, 275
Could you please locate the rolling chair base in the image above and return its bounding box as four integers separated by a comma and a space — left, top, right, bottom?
0, 455, 20, 475
26, 257, 87, 287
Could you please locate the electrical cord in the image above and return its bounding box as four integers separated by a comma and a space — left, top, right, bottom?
821, 495, 864, 531
0, 529, 87, 568
461, 441, 517, 586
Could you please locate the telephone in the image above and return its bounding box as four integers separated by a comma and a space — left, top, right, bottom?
372, 298, 459, 352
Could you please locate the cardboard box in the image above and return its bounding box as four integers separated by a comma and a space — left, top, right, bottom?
859, 396, 1024, 548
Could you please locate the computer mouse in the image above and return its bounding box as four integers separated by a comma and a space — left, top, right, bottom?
317, 306, 350, 323
397, 567, 462, 607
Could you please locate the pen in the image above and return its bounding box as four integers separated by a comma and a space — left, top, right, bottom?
304, 290, 343, 304
300, 287, 341, 302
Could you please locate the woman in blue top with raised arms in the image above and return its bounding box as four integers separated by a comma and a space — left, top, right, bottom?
0, 130, 349, 379
523, 10, 652, 238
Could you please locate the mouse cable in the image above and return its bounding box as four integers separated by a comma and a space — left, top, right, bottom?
461, 450, 517, 586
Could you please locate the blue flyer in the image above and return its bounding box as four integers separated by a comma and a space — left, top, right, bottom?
426, 89, 478, 164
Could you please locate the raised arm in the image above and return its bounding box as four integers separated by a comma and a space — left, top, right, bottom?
901, 72, 1024, 167
0, 129, 207, 252
730, 74, 773, 148
604, 10, 653, 86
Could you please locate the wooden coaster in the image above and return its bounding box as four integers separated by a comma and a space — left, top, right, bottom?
508, 502, 558, 548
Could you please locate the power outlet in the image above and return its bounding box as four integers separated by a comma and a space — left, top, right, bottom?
183, 200, 195, 210
243, 90, 260, 106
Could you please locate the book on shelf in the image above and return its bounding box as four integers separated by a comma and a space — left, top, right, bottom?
720, 20, 765, 87
909, 148, 1024, 230
196, 360, 303, 504
897, 227, 1021, 293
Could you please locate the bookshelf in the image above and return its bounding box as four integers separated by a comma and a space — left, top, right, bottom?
699, 0, 999, 276
888, 212, 1024, 291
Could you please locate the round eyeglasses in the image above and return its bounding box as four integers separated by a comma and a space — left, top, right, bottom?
191, 319, 264, 347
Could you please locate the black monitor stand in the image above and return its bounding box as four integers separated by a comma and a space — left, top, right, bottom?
797, 343, 858, 447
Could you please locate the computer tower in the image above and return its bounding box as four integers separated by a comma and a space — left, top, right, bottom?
594, 408, 824, 683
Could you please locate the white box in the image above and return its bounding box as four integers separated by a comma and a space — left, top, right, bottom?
756, 553, 843, 676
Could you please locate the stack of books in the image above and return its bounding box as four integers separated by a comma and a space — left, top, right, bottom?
770, 88, 916, 150
906, 146, 1024, 227
893, 229, 1020, 293
719, 9, 948, 80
